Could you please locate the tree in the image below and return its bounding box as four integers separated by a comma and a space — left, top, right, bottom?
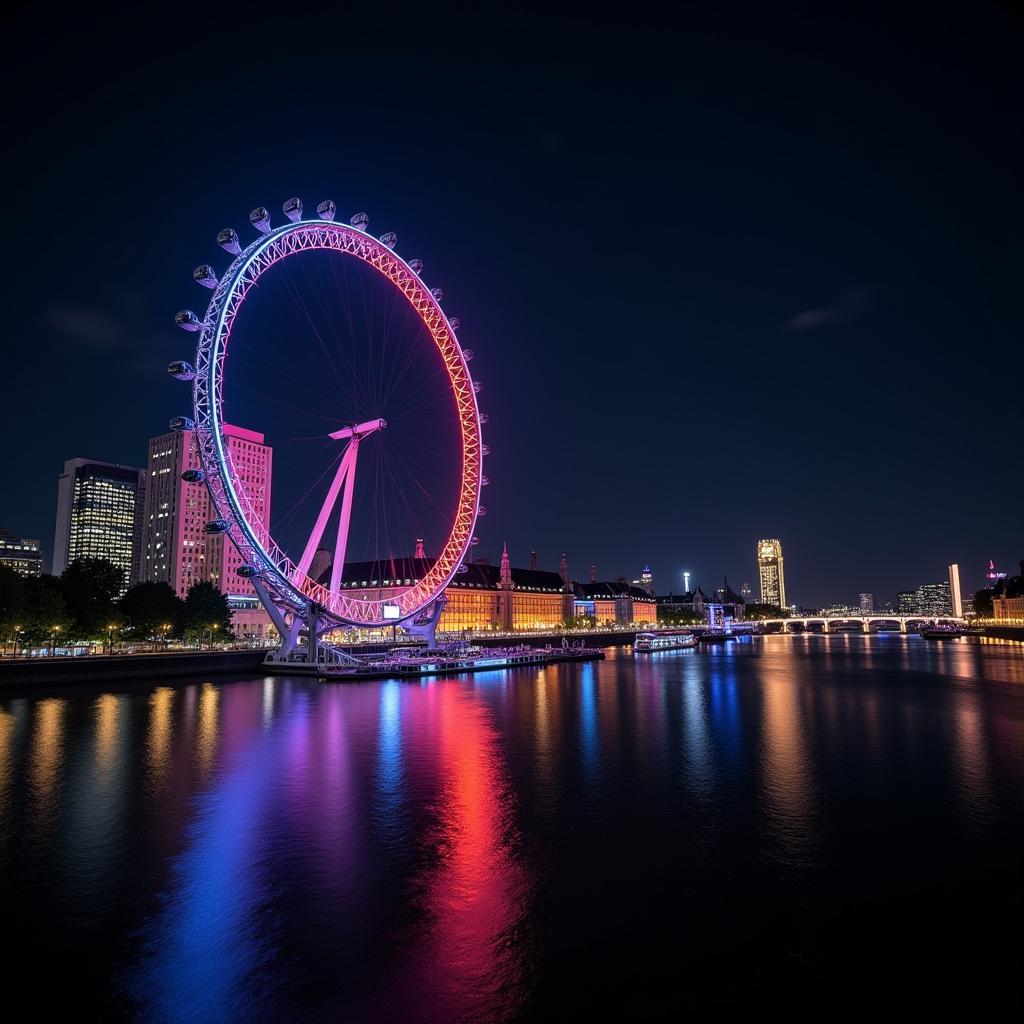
0, 565, 27, 650
21, 575, 72, 648
119, 581, 184, 640
972, 588, 994, 618
564, 614, 597, 630
182, 581, 234, 643
60, 557, 126, 640
743, 603, 790, 620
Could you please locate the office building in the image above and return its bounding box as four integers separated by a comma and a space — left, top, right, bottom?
0, 529, 43, 577
947, 564, 962, 618
138, 424, 274, 636
757, 538, 787, 608
897, 582, 953, 616
859, 593, 874, 613
53, 458, 145, 592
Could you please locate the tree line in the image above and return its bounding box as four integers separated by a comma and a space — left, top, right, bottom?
0, 557, 235, 649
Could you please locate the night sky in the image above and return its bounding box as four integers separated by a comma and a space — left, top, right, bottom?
7, 8, 1022, 607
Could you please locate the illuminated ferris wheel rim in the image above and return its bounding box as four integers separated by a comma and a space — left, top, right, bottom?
184, 205, 483, 628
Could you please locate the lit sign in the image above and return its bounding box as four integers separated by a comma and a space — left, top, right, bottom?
382, 604, 400, 620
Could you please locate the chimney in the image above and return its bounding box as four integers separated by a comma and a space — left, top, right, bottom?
530, 550, 538, 571
414, 538, 425, 559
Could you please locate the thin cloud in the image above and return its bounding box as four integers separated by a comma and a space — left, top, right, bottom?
45, 306, 127, 350
785, 287, 871, 332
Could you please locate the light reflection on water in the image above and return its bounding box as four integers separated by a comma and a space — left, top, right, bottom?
0, 636, 1022, 1021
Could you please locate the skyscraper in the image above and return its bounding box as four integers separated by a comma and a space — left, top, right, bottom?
53, 458, 145, 591
137, 424, 273, 634
757, 538, 786, 609
859, 592, 874, 613
948, 564, 962, 617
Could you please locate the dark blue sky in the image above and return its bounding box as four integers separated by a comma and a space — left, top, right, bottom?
6, 8, 1022, 606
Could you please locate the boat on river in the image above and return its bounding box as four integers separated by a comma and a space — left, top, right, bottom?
634, 631, 698, 653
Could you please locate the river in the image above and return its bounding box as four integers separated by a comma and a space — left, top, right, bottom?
1, 635, 1022, 1020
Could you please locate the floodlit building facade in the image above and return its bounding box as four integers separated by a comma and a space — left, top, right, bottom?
947, 564, 962, 618
53, 458, 145, 592
321, 547, 574, 633
757, 538, 787, 608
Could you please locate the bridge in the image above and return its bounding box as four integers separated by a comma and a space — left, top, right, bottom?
749, 615, 965, 634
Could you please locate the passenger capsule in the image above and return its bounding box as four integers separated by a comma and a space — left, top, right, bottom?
478, 412, 489, 424
193, 265, 218, 289
481, 474, 491, 486
167, 360, 195, 381
217, 228, 241, 255
473, 380, 483, 393
170, 416, 195, 432
283, 197, 303, 222
457, 563, 469, 574
430, 287, 444, 303
380, 231, 398, 249
481, 444, 491, 456
204, 519, 230, 535
470, 536, 481, 546
237, 564, 259, 578
409, 258, 423, 274
449, 317, 461, 331
250, 207, 271, 233
462, 348, 474, 361
477, 506, 487, 517
317, 200, 336, 221
181, 468, 205, 483
175, 309, 203, 332
350, 211, 369, 231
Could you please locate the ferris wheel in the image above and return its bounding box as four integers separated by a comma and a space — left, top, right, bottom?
167, 197, 485, 659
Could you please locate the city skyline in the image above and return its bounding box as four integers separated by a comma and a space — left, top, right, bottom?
5, 9, 1021, 608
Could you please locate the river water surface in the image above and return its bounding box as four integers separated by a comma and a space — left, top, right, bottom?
1, 636, 1023, 1021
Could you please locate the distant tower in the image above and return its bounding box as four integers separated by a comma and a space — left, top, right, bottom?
589, 564, 597, 583
859, 592, 874, 613
757, 539, 787, 609
530, 549, 538, 571
740, 580, 752, 602
499, 542, 514, 631
559, 552, 575, 621
414, 537, 426, 559
683, 571, 691, 594
640, 564, 654, 596
948, 564, 962, 617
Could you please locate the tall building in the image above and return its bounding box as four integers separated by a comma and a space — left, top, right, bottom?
138, 424, 273, 635
859, 592, 874, 613
53, 458, 145, 591
757, 539, 786, 609
947, 564, 962, 617
0, 529, 43, 577
740, 580, 752, 602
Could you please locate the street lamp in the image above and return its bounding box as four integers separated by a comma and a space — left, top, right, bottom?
51, 625, 61, 657
107, 623, 116, 656
161, 623, 171, 649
